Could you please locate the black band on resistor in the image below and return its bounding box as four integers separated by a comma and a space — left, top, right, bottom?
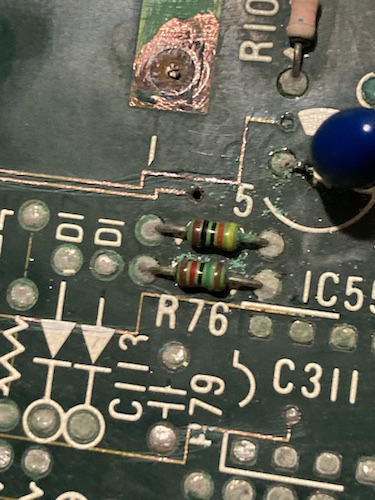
201, 219, 210, 247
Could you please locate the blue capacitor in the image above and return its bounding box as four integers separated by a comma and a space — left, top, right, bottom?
312, 108, 375, 189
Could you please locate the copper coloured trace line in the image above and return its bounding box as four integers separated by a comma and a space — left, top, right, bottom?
0, 115, 261, 197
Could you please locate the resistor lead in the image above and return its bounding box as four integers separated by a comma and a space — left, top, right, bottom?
287, 0, 320, 78
156, 219, 268, 252
150, 259, 262, 293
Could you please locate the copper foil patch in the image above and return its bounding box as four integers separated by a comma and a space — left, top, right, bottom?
130, 13, 220, 114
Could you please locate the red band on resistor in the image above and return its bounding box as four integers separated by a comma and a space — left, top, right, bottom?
216, 222, 225, 249
287, 0, 320, 41
189, 260, 199, 287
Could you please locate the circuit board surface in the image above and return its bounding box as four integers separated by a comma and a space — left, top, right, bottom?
0, 1, 374, 499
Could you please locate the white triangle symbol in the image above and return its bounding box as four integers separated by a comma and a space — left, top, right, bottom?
81, 325, 115, 364
42, 319, 76, 358
298, 108, 339, 136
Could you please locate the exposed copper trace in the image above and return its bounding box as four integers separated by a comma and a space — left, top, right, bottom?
130, 13, 220, 114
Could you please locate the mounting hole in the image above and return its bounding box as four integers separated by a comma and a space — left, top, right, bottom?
189, 186, 204, 203
150, 48, 195, 94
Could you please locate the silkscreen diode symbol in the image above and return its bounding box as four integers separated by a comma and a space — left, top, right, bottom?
150, 259, 262, 293
155, 219, 268, 252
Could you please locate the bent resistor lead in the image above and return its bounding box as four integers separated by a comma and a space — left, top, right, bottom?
287, 0, 320, 78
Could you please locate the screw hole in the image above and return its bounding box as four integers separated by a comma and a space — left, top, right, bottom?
166, 63, 181, 80
189, 186, 204, 203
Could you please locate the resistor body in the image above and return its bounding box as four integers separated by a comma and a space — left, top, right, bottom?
151, 259, 262, 293
287, 0, 320, 42
157, 218, 267, 252
177, 259, 227, 292
186, 219, 241, 252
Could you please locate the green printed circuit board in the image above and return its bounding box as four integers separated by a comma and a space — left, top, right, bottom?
0, 0, 374, 498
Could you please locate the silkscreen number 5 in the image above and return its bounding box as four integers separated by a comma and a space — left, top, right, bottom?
233, 183, 254, 218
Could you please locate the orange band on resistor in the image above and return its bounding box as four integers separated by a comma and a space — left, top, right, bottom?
287, 0, 320, 41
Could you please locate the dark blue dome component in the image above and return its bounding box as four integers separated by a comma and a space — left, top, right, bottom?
312, 108, 375, 189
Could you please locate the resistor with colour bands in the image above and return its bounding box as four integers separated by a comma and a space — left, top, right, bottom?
156, 219, 268, 252
150, 259, 262, 293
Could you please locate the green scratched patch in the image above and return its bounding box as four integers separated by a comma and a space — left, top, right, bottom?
135, 0, 223, 54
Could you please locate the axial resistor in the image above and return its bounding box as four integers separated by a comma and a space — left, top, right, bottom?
177, 259, 227, 291
151, 259, 262, 293
287, 0, 320, 42
156, 219, 268, 252
187, 219, 247, 252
